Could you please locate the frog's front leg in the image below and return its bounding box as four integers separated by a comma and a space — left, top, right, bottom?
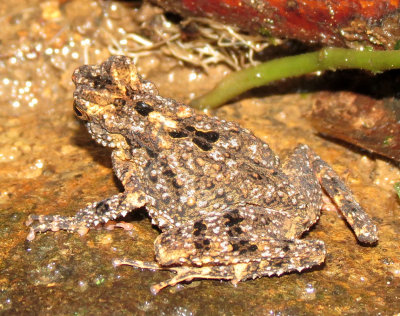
283, 144, 378, 243
26, 191, 146, 240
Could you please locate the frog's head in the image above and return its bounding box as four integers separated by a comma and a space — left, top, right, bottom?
72, 56, 195, 153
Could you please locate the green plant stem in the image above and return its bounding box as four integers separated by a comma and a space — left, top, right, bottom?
395, 182, 400, 199
190, 47, 400, 110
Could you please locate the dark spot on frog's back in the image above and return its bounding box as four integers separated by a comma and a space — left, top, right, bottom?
234, 226, 243, 234
248, 244, 258, 252
223, 210, 244, 227
232, 243, 240, 251
203, 239, 211, 246
195, 130, 219, 143
192, 137, 213, 151
162, 169, 175, 178
193, 220, 207, 236
194, 220, 207, 231
169, 130, 188, 138
135, 101, 154, 116
145, 147, 158, 158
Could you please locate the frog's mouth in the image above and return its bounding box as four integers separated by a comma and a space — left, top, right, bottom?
86, 122, 130, 150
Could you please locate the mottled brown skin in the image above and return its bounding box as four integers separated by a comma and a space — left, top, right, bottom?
27, 56, 378, 293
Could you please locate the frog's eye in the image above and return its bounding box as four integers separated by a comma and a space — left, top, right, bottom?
73, 102, 89, 121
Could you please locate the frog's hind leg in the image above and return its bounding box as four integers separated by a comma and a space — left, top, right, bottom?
121, 205, 327, 293
26, 191, 146, 240
283, 144, 378, 244
114, 237, 326, 294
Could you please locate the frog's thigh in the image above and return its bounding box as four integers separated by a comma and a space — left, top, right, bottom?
156, 218, 326, 275
153, 206, 280, 266
164, 236, 325, 275
190, 238, 326, 282
284, 144, 378, 243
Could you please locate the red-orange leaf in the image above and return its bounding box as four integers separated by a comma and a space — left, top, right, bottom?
150, 0, 400, 48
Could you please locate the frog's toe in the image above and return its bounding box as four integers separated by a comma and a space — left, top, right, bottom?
355, 223, 379, 244
26, 214, 61, 240
149, 266, 234, 294
148, 270, 194, 294
27, 227, 38, 241
113, 258, 162, 270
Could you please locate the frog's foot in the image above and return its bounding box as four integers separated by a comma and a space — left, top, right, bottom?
26, 214, 87, 241
26, 192, 146, 240
113, 258, 234, 294
284, 144, 378, 244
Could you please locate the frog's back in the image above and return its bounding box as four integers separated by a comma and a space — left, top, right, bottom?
132, 110, 296, 229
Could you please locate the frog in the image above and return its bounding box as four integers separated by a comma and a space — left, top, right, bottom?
27, 56, 378, 294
